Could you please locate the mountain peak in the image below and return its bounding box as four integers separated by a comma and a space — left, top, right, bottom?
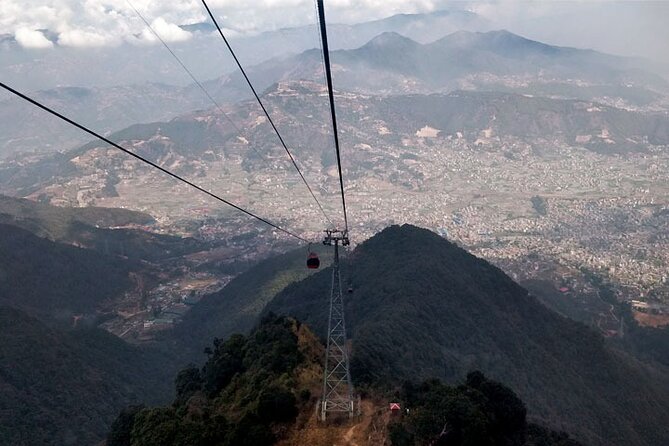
434, 29, 560, 56
441, 29, 523, 41
267, 225, 669, 445
358, 223, 454, 253
361, 32, 419, 50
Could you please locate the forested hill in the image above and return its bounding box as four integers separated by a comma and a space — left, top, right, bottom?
0, 195, 206, 262
165, 243, 333, 361
267, 224, 669, 446
0, 194, 153, 235
108, 315, 583, 446
0, 307, 173, 446
0, 218, 192, 445
0, 224, 136, 320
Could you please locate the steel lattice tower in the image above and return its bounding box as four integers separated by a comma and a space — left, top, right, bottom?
320, 229, 355, 420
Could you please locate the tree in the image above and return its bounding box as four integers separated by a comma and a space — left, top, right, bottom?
107, 405, 144, 446
174, 366, 202, 406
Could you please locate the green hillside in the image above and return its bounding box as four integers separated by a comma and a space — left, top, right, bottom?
109, 315, 317, 446
389, 372, 582, 446
0, 307, 174, 446
0, 224, 136, 319
0, 195, 206, 261
0, 194, 153, 239
109, 315, 580, 446
166, 244, 333, 360
267, 225, 669, 446
0, 219, 190, 445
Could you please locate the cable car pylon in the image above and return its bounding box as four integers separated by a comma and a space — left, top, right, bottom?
320, 229, 355, 421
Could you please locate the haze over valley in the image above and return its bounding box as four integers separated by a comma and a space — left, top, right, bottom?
3, 28, 668, 336
1, 2, 668, 445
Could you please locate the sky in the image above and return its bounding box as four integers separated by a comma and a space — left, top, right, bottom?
1, 1, 668, 66
0, 0, 442, 49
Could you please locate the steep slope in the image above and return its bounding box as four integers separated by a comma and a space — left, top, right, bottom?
0, 306, 174, 446
110, 315, 322, 446
267, 225, 669, 446
0, 195, 207, 261
166, 244, 333, 360
0, 224, 137, 320
109, 315, 580, 446
0, 194, 153, 237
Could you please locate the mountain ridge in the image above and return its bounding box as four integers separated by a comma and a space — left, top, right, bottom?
266, 224, 669, 446
3, 81, 668, 208
227, 29, 668, 98
0, 224, 137, 320
109, 314, 585, 446
3, 29, 666, 159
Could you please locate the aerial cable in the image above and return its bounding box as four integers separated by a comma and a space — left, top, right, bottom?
124, 0, 261, 157
200, 0, 336, 230
0, 81, 309, 243
316, 0, 349, 233
312, 0, 330, 103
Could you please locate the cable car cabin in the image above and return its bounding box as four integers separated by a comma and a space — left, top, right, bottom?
307, 253, 320, 269
348, 286, 354, 294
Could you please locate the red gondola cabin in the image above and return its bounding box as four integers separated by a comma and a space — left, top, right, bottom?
307, 252, 320, 269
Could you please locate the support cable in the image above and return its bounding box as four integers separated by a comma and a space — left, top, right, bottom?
201, 0, 335, 229
316, 0, 349, 233
125, 0, 260, 156
0, 81, 308, 243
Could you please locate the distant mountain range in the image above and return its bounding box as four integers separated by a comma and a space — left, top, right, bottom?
218, 30, 667, 98
0, 9, 491, 91
3, 80, 667, 208
2, 29, 667, 159
364, 90, 669, 153
0, 83, 218, 157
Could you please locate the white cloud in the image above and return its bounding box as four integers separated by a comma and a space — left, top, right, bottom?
0, 0, 667, 67
0, 0, 440, 42
57, 28, 120, 48
199, 0, 438, 33
0, 0, 201, 48
141, 17, 192, 44
14, 28, 53, 49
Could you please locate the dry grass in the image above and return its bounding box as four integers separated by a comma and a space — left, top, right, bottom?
633, 311, 669, 328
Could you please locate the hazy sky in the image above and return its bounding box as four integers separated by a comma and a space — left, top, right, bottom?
1, 1, 668, 66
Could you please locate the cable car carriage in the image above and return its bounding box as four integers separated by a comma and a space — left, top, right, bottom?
307, 250, 320, 269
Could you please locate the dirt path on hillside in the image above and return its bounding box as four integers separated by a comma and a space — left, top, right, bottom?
278, 399, 390, 446
343, 424, 359, 446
